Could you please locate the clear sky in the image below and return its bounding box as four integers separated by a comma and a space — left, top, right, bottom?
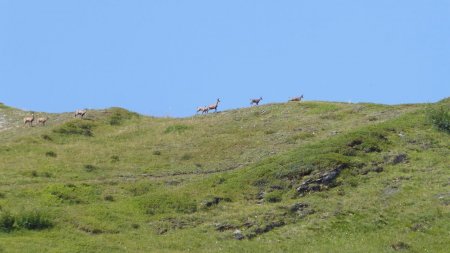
1, 1, 449, 117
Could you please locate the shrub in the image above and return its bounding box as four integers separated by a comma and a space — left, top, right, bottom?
427, 105, 450, 133
104, 195, 114, 201
152, 150, 161, 156
110, 155, 120, 162
53, 121, 95, 136
0, 211, 15, 232
16, 210, 52, 230
45, 151, 57, 157
180, 153, 193, 161
41, 134, 53, 141
264, 191, 283, 203
84, 164, 97, 172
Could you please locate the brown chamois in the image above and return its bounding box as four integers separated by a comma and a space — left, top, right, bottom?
207, 98, 221, 113
288, 94, 304, 102
37, 116, 49, 126
23, 113, 35, 127
74, 109, 87, 118
196, 106, 209, 114
250, 97, 263, 106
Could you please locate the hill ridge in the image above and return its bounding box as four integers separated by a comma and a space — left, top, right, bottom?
0, 99, 448, 252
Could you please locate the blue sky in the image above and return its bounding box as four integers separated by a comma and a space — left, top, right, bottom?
1, 1, 449, 117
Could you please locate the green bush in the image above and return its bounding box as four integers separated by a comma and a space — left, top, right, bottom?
264, 191, 283, 203
45, 151, 57, 157
0, 211, 15, 232
53, 121, 95, 136
84, 164, 97, 172
16, 211, 52, 230
110, 155, 120, 162
427, 105, 450, 133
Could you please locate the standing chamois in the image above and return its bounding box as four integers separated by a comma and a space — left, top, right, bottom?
207, 98, 221, 113
74, 109, 87, 118
288, 94, 304, 102
23, 113, 35, 127
196, 106, 209, 114
250, 97, 263, 106
37, 116, 49, 126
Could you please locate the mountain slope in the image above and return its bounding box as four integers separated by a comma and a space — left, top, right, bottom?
0, 100, 448, 253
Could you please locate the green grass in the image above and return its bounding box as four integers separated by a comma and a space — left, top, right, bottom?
0, 100, 449, 252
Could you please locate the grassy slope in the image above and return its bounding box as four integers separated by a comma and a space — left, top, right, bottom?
0, 100, 448, 252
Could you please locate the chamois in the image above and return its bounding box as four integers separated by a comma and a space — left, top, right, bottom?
207, 99, 220, 113
196, 106, 209, 114
250, 97, 263, 106
37, 116, 49, 126
23, 113, 35, 127
289, 95, 304, 102
74, 109, 87, 118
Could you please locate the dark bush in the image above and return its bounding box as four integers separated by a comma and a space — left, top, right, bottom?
45, 151, 57, 157
84, 164, 97, 172
427, 105, 450, 133
104, 195, 114, 201
0, 211, 15, 232
264, 191, 283, 203
180, 153, 193, 161
16, 211, 52, 230
152, 150, 161, 156
110, 155, 120, 162
41, 134, 53, 141
53, 121, 95, 136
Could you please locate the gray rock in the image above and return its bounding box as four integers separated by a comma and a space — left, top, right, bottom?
233, 229, 244, 240
392, 153, 408, 164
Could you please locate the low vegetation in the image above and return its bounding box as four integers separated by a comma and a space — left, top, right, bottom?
427, 103, 450, 133
0, 100, 448, 252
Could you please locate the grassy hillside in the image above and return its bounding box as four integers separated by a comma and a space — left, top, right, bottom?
0, 100, 448, 252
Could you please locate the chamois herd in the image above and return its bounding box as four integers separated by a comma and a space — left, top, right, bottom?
22, 95, 304, 127
22, 108, 88, 127
196, 95, 303, 114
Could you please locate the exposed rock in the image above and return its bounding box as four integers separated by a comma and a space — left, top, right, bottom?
201, 196, 231, 208
296, 164, 346, 195
233, 229, 244, 240
385, 153, 408, 165
270, 185, 284, 190
288, 202, 309, 213
215, 223, 236, 232
319, 167, 342, 185
392, 153, 408, 164
253, 221, 285, 235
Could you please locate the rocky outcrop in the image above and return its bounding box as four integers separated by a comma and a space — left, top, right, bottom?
296, 164, 347, 196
